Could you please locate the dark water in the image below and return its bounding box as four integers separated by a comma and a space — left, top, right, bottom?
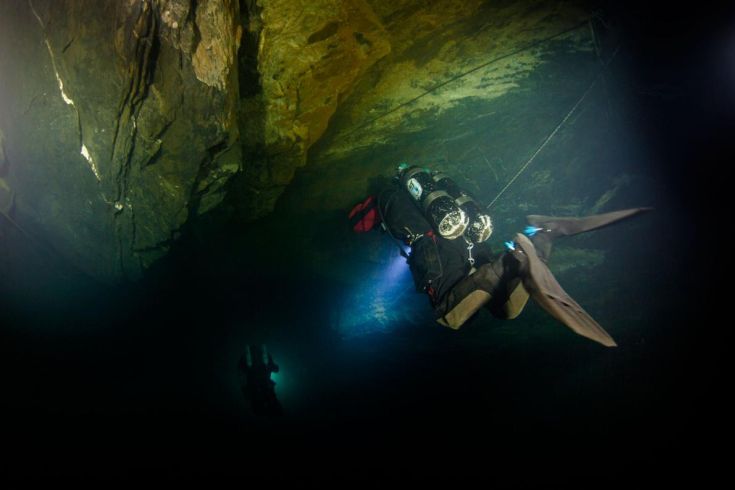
1, 4, 731, 483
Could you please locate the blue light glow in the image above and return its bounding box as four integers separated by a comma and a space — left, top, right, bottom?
335, 248, 417, 338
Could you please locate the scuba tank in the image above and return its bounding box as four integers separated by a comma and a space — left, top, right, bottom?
432, 172, 493, 244
398, 165, 468, 240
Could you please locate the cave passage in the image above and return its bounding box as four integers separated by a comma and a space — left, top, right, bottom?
0, 0, 730, 482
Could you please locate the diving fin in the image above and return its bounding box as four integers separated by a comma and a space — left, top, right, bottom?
511, 233, 617, 347
526, 207, 652, 261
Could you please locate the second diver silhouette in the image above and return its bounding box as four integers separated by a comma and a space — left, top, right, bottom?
238, 344, 283, 416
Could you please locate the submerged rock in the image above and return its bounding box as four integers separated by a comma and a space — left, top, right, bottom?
0, 0, 243, 281
0, 0, 602, 282
236, 0, 391, 218
0, 128, 12, 216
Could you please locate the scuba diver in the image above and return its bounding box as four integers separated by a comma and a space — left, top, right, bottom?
349, 164, 651, 347
238, 344, 283, 416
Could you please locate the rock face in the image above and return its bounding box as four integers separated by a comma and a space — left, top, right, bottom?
289, 0, 596, 213
237, 0, 390, 218
0, 0, 603, 282
262, 0, 616, 283
0, 128, 12, 216
329, 0, 591, 155
0, 0, 243, 281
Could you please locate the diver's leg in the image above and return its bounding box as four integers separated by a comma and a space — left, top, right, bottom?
485, 253, 530, 320
435, 266, 495, 329
435, 253, 529, 328
433, 207, 650, 335
437, 236, 617, 346
526, 207, 652, 261
489, 277, 530, 320
437, 229, 624, 346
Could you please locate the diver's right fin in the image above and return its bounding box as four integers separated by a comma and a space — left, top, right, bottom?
526, 207, 652, 261
512, 234, 617, 347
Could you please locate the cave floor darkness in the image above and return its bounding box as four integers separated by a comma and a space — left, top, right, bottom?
0, 200, 723, 483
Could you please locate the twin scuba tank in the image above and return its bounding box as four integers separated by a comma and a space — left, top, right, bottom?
397, 164, 493, 243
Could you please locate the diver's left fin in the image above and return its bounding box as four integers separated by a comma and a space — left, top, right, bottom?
526, 207, 652, 261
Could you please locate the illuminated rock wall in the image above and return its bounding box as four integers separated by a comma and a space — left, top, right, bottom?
0, 0, 596, 281
0, 0, 243, 280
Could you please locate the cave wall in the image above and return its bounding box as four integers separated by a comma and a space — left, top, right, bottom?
293, 0, 596, 213
0, 0, 393, 281
1, 0, 602, 282
260, 0, 622, 284
0, 0, 243, 281
236, 0, 390, 218
0, 127, 10, 215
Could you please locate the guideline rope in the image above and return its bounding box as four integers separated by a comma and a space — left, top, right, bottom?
486, 45, 620, 209
344, 18, 598, 137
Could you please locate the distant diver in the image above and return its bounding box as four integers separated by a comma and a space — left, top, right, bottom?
349, 164, 651, 347
238, 344, 283, 416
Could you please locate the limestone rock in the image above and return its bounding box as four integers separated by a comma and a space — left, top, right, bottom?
237, 0, 391, 219
192, 0, 242, 91
318, 0, 592, 164
0, 0, 602, 283
0, 0, 242, 281
0, 128, 12, 215
285, 0, 595, 214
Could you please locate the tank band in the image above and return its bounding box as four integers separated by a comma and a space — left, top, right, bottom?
401, 166, 426, 184
432, 172, 449, 183
423, 190, 451, 213
454, 195, 475, 207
